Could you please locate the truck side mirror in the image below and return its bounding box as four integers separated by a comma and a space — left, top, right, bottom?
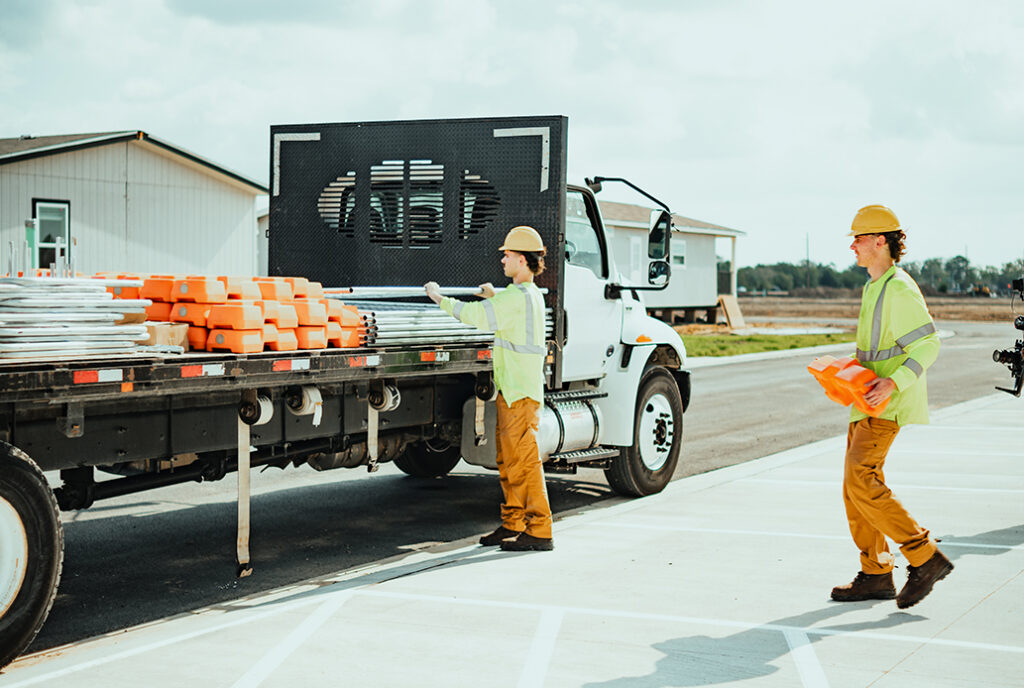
648, 209, 671, 260
648, 260, 670, 287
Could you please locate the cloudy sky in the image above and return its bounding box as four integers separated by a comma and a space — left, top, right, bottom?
2, 0, 1021, 270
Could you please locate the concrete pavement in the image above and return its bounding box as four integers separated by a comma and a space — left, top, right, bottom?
4, 392, 1022, 687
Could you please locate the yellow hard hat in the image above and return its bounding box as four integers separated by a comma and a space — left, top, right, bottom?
849, 205, 901, 236
499, 225, 545, 252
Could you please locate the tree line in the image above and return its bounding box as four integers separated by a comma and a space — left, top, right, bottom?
726, 256, 1024, 296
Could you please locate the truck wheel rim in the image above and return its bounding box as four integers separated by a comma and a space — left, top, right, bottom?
638, 393, 674, 471
0, 496, 29, 617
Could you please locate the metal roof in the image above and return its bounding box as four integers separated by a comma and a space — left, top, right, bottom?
0, 130, 268, 194
598, 200, 745, 238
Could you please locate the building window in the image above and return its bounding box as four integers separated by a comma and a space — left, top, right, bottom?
671, 236, 686, 267
32, 199, 70, 270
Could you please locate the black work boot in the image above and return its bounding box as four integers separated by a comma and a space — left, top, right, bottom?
500, 532, 554, 552
897, 550, 953, 609
479, 526, 521, 546
831, 571, 897, 601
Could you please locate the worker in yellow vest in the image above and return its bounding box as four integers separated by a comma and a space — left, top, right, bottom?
831, 205, 952, 608
424, 225, 553, 551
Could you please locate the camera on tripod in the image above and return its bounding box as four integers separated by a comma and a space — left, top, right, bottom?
993, 277, 1024, 397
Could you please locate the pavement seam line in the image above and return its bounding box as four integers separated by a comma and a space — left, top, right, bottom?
518, 608, 563, 688
228, 590, 353, 688
782, 628, 831, 688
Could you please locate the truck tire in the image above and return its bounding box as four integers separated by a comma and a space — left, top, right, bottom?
605, 367, 684, 497
393, 441, 462, 478
0, 442, 63, 669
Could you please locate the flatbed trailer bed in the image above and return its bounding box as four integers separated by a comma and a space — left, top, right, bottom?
0, 343, 492, 404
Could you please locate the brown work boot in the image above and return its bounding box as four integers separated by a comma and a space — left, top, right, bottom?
500, 532, 554, 552
479, 526, 521, 546
897, 550, 953, 609
831, 571, 896, 601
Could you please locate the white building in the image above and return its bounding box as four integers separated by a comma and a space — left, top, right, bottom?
599, 200, 745, 323
0, 131, 268, 276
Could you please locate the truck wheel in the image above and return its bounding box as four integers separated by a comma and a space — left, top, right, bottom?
393, 441, 462, 478
0, 442, 63, 669
605, 367, 683, 497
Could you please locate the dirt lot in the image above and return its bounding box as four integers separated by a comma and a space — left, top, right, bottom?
737, 296, 1011, 322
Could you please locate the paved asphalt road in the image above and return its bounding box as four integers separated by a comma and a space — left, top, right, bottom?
28, 319, 1019, 654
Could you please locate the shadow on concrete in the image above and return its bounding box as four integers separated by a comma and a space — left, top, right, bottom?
938, 524, 1024, 561
583, 602, 925, 687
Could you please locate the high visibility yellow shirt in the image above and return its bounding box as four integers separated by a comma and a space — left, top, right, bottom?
440, 282, 546, 404
852, 265, 940, 426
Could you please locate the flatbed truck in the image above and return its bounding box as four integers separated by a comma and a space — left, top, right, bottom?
0, 115, 690, 668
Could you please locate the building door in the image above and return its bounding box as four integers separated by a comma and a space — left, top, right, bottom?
32, 200, 70, 270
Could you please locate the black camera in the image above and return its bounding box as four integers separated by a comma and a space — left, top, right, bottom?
993, 277, 1024, 397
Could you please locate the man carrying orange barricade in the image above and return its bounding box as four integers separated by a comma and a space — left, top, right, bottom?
830, 204, 952, 609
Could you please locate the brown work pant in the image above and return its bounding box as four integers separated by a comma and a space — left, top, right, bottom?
495, 393, 552, 539
843, 417, 936, 574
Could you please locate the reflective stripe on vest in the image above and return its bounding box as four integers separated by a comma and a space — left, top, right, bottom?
482, 299, 498, 331
857, 273, 936, 363
494, 284, 545, 355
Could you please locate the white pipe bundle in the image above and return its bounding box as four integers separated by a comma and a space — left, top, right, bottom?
345, 300, 554, 347
0, 277, 151, 359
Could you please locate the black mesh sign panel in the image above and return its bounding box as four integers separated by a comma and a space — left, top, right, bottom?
269, 116, 567, 306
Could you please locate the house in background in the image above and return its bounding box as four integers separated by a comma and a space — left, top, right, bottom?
0, 131, 268, 276
599, 200, 745, 323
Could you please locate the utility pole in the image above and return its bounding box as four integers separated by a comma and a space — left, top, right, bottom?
806, 233, 810, 288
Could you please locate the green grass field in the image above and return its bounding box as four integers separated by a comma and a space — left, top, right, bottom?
681, 332, 856, 357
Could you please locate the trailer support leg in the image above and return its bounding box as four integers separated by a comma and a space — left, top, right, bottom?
367, 404, 380, 473
236, 414, 253, 578
474, 397, 487, 446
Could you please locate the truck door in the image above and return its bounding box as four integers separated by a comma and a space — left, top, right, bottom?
560, 189, 622, 382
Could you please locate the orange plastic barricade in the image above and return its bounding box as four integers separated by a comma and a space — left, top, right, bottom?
295, 325, 327, 349
283, 277, 310, 299
141, 275, 177, 302
99, 273, 143, 299
170, 302, 213, 327
187, 326, 209, 351
807, 356, 857, 406
326, 321, 360, 348
146, 301, 173, 322
207, 329, 263, 354
339, 305, 362, 330
262, 322, 280, 345
254, 300, 280, 323
207, 303, 264, 330
269, 303, 299, 329
834, 364, 890, 417
267, 329, 298, 351
218, 276, 262, 300
806, 355, 837, 384
320, 298, 347, 322
173, 276, 228, 304
289, 300, 328, 327
253, 278, 294, 302
306, 281, 325, 299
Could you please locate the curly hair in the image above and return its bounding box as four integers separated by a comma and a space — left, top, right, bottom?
882, 230, 907, 263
